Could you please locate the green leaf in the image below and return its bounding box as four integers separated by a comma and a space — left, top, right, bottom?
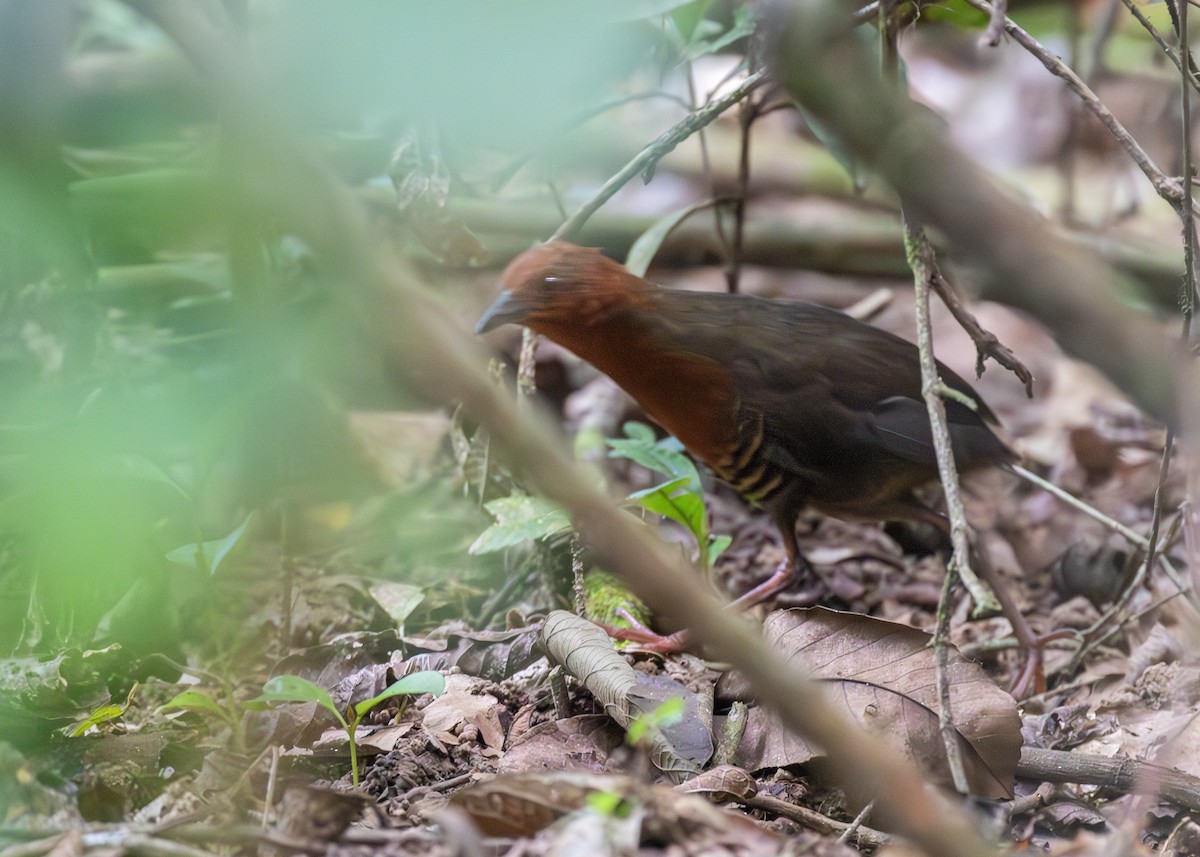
367, 581, 425, 627
69, 703, 126, 737
352, 670, 446, 718
792, 24, 881, 193
626, 201, 714, 277
798, 106, 866, 193
619, 421, 657, 442
707, 534, 732, 566
669, 0, 714, 43
607, 422, 702, 493
629, 477, 706, 540
111, 453, 191, 498
469, 494, 571, 554
603, 0, 704, 22
165, 512, 254, 574
586, 790, 628, 817
255, 675, 341, 722
626, 696, 685, 742
68, 682, 138, 737
627, 476, 690, 502
159, 689, 228, 718
680, 4, 756, 61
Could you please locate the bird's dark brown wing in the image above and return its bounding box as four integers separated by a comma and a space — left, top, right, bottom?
646, 290, 1011, 486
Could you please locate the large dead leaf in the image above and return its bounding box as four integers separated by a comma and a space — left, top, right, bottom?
734, 608, 1021, 799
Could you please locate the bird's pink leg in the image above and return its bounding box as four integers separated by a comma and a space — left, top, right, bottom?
601, 609, 689, 653
601, 516, 807, 653
725, 513, 808, 609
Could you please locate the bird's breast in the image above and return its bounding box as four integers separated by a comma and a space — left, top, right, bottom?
538, 320, 741, 468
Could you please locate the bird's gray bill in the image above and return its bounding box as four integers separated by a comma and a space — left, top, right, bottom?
475, 290, 529, 334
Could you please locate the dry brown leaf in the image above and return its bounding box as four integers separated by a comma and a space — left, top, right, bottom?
674, 764, 758, 803
734, 608, 1021, 798
500, 715, 625, 775
421, 674, 505, 755
449, 771, 782, 851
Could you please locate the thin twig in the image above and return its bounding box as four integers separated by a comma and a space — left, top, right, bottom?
262, 746, 281, 830
728, 84, 753, 293
1056, 0, 1082, 223
743, 795, 890, 848
927, 261, 1034, 395
1010, 463, 1150, 548
1088, 0, 1123, 79
980, 0, 1008, 47
1118, 0, 1196, 88
1017, 747, 1200, 813
684, 66, 732, 283
836, 800, 877, 845
892, 0, 988, 764
516, 327, 538, 403
934, 567, 971, 794
1064, 0, 1200, 686
570, 534, 586, 615
1067, 581, 1189, 677
551, 71, 768, 243
1179, 0, 1199, 334
851, 1, 881, 25
905, 220, 997, 612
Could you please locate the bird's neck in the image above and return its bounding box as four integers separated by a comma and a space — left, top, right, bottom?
533, 311, 739, 469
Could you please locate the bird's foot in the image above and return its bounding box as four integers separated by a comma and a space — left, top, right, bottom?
598, 609, 690, 653
727, 557, 799, 611
595, 555, 801, 654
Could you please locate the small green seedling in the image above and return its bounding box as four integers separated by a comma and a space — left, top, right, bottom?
468, 493, 571, 555
254, 671, 445, 785
470, 423, 729, 579
158, 687, 248, 749
585, 788, 635, 819
166, 512, 255, 575
607, 422, 730, 575
624, 696, 685, 750
69, 683, 140, 737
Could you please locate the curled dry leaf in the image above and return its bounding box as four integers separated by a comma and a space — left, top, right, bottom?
734, 608, 1021, 799
541, 611, 713, 778
388, 128, 487, 266
449, 771, 613, 838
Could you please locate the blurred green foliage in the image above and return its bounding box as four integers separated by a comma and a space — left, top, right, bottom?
0, 0, 744, 675
3, 0, 650, 663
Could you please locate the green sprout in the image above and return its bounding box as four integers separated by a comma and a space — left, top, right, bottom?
254, 671, 445, 785
607, 422, 731, 575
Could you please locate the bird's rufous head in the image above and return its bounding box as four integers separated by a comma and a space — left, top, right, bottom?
475, 242, 648, 336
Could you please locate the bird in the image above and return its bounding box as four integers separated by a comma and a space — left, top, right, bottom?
476, 242, 1017, 651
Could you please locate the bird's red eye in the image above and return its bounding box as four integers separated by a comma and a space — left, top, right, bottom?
539, 275, 559, 292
